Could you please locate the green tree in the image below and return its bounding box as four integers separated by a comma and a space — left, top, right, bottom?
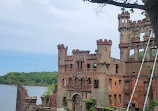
84, 0, 158, 47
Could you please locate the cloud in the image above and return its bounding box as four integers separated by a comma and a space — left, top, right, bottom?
0, 0, 145, 58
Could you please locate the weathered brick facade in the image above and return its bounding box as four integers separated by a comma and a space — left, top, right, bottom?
16, 83, 29, 111
57, 12, 158, 111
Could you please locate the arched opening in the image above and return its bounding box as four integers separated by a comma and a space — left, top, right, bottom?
88, 78, 91, 85
75, 78, 78, 87
81, 78, 85, 87
72, 94, 82, 111
69, 78, 72, 85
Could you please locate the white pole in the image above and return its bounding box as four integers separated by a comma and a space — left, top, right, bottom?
143, 49, 158, 111
126, 30, 153, 111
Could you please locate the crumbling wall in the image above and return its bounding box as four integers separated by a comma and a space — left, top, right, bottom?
49, 85, 57, 107
16, 83, 29, 111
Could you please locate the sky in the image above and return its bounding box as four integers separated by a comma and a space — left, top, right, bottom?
0, 0, 145, 75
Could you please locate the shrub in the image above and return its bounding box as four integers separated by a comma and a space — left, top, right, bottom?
150, 100, 158, 106
84, 99, 96, 111
145, 105, 149, 111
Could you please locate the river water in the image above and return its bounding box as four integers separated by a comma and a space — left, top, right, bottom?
0, 84, 47, 111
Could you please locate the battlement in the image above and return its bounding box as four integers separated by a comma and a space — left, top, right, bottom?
128, 17, 150, 27
119, 16, 151, 29
97, 39, 112, 46
57, 44, 67, 49
118, 12, 130, 19
25, 97, 37, 104
72, 49, 90, 54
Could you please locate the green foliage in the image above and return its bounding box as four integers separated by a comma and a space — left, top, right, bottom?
0, 72, 58, 86
145, 105, 149, 111
89, 106, 95, 111
142, 0, 146, 4
130, 51, 156, 58
85, 99, 96, 111
138, 108, 143, 111
43, 83, 55, 96
43, 83, 55, 103
150, 100, 158, 106
114, 106, 116, 110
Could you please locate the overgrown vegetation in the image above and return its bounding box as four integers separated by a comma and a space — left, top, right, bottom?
43, 83, 56, 103
144, 100, 158, 111
130, 51, 156, 58
0, 72, 58, 86
85, 99, 96, 111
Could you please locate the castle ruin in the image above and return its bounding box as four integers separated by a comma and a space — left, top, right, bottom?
56, 12, 158, 111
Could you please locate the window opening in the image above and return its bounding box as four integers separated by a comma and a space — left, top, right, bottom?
88, 78, 91, 85
81, 61, 83, 70
109, 95, 112, 105
70, 64, 73, 69
114, 94, 117, 106
81, 78, 85, 87
94, 80, 99, 88
119, 80, 121, 89
140, 33, 145, 41
77, 61, 79, 70
139, 48, 144, 58
87, 64, 90, 69
62, 78, 66, 87
93, 63, 97, 69
129, 49, 134, 58
75, 78, 78, 87
151, 48, 157, 57
69, 78, 72, 85
144, 81, 149, 90
65, 65, 67, 70
119, 95, 121, 104
109, 78, 112, 90
116, 64, 119, 73
125, 81, 130, 90
63, 97, 67, 107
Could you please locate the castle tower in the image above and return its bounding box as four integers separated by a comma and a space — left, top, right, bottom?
118, 12, 130, 61
97, 39, 112, 64
118, 12, 130, 43
57, 44, 68, 65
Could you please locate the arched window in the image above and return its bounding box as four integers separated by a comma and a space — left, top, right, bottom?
116, 64, 119, 73
77, 61, 83, 70
109, 78, 112, 90
63, 97, 67, 107
69, 78, 72, 85
75, 78, 78, 87
62, 78, 66, 87
88, 78, 91, 85
81, 78, 85, 87
94, 79, 99, 88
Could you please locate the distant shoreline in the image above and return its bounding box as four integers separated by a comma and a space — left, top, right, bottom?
0, 83, 47, 87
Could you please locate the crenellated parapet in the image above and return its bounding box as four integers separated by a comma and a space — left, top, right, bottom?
97, 39, 112, 46
128, 17, 151, 28
72, 49, 90, 54
119, 16, 151, 30
118, 12, 130, 19
57, 44, 68, 49
25, 97, 37, 104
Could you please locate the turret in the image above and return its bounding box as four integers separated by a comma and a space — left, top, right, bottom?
118, 12, 130, 29
97, 39, 112, 64
118, 12, 130, 43
57, 44, 68, 65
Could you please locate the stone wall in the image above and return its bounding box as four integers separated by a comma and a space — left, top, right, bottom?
16, 83, 29, 111
50, 85, 57, 107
